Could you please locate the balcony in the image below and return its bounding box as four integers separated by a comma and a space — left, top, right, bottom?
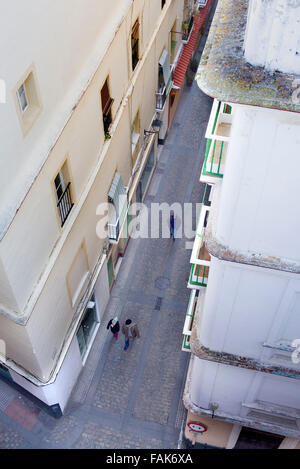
200, 100, 232, 183
182, 15, 194, 43
188, 205, 211, 289
57, 182, 74, 227
182, 289, 197, 352
108, 195, 128, 244
200, 138, 228, 183
205, 99, 233, 142
156, 65, 174, 112
108, 219, 120, 243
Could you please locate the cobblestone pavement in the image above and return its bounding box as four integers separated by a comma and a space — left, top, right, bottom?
0, 4, 216, 449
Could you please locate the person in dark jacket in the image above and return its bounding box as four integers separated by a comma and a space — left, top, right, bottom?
170, 213, 175, 241
107, 317, 120, 339
121, 319, 140, 350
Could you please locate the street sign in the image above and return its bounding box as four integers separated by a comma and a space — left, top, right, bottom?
187, 421, 208, 433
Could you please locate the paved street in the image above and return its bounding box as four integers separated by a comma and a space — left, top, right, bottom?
0, 6, 215, 449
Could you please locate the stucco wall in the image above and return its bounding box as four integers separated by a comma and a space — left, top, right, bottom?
214, 105, 300, 263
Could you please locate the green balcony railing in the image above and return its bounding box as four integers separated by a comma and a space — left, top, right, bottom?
202, 138, 225, 178
182, 334, 191, 352
189, 263, 209, 287
201, 100, 232, 179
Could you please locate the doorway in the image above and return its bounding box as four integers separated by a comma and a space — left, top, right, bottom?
234, 426, 284, 449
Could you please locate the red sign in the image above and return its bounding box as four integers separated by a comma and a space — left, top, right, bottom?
187, 421, 208, 433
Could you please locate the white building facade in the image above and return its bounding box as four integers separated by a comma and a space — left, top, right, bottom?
183, 0, 300, 449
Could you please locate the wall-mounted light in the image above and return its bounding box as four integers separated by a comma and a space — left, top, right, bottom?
210, 402, 219, 419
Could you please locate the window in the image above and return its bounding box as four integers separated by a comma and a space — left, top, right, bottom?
131, 19, 139, 71
17, 83, 29, 114
131, 111, 140, 164
53, 160, 74, 227
14, 65, 42, 136
101, 78, 114, 138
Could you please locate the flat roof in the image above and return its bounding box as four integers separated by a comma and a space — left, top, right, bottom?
197, 0, 300, 113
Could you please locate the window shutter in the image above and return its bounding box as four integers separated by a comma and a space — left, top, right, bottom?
159, 50, 172, 93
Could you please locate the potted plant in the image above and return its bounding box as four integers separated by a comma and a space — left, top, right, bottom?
182, 21, 188, 40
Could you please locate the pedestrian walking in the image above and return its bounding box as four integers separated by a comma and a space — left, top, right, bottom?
170, 213, 175, 241
121, 319, 140, 350
107, 317, 120, 339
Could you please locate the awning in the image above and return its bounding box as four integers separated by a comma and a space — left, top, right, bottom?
173, 0, 212, 89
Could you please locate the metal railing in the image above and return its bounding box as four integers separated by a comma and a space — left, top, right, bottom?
155, 67, 174, 111
202, 138, 225, 178
182, 15, 194, 41
108, 197, 128, 243
57, 182, 73, 227
189, 263, 209, 287
108, 218, 120, 243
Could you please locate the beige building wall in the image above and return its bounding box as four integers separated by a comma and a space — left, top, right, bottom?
0, 0, 184, 387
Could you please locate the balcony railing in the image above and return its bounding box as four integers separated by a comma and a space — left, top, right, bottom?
156, 67, 174, 111
201, 138, 228, 181
188, 203, 211, 289
182, 15, 194, 42
200, 100, 232, 183
57, 182, 74, 227
205, 99, 233, 142
189, 259, 210, 288
182, 289, 197, 352
108, 218, 120, 243
107, 196, 128, 243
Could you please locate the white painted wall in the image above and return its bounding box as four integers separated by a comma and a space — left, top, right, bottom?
244, 0, 300, 74
190, 358, 300, 426
199, 256, 300, 369
215, 105, 300, 263
10, 334, 82, 411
